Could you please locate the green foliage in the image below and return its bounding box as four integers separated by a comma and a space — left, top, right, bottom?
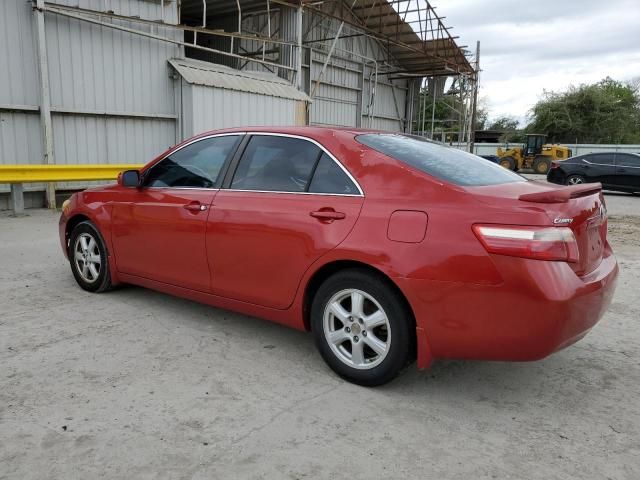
414, 83, 473, 142
527, 78, 640, 144
488, 116, 519, 132
475, 97, 489, 130
487, 115, 525, 142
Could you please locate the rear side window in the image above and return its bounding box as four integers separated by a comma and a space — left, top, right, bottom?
145, 135, 240, 188
231, 136, 321, 192
616, 153, 640, 167
308, 153, 359, 195
356, 134, 525, 186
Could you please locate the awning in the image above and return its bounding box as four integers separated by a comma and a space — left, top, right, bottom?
169, 58, 310, 102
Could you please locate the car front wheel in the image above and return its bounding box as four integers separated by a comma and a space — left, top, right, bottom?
311, 269, 414, 386
68, 221, 112, 293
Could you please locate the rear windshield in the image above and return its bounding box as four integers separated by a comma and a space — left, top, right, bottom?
356, 134, 525, 186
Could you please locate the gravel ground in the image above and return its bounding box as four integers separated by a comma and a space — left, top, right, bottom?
1, 192, 639, 480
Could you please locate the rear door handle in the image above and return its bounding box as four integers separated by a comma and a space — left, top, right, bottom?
310, 209, 346, 220
184, 201, 207, 213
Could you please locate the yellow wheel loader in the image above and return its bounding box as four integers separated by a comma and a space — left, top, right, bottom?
496, 134, 572, 174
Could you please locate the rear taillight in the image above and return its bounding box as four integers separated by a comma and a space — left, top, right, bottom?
473, 225, 579, 263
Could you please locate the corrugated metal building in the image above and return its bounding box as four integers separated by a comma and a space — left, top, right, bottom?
0, 0, 472, 209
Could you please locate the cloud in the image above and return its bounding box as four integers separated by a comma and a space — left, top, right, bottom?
435, 0, 640, 123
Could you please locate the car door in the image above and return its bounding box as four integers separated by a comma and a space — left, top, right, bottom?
614, 153, 640, 191
207, 133, 364, 309
580, 153, 616, 185
111, 134, 242, 292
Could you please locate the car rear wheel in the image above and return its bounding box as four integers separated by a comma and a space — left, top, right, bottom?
311, 269, 414, 386
68, 221, 112, 293
566, 174, 586, 185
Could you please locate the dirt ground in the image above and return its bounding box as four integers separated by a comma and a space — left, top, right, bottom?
1, 191, 639, 480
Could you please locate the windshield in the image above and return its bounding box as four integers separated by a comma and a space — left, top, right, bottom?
356, 134, 526, 187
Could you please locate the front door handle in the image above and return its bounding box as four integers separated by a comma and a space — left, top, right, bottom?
184, 201, 207, 213
310, 209, 346, 220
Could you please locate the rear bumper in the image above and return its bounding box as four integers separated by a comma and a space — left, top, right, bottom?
397, 246, 618, 368
546, 169, 565, 185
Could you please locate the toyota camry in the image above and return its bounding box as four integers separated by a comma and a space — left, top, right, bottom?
59, 127, 619, 386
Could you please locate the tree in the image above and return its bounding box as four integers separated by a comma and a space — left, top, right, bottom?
488, 116, 519, 132
527, 78, 640, 144
474, 96, 489, 130
487, 115, 524, 143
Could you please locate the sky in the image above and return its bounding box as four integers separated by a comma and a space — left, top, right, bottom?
436, 0, 640, 125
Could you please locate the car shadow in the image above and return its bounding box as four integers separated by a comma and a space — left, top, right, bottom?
111, 285, 597, 405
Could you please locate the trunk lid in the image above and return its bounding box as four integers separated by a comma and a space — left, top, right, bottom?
468, 180, 607, 276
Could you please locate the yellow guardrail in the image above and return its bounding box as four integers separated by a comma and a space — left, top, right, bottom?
1, 164, 145, 213
0, 164, 144, 183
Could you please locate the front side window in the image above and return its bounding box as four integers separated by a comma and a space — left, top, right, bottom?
144, 135, 241, 188
231, 136, 321, 192
356, 134, 525, 187
585, 154, 614, 166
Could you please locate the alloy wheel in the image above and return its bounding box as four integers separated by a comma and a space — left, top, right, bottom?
73, 233, 101, 283
568, 176, 584, 185
322, 288, 391, 370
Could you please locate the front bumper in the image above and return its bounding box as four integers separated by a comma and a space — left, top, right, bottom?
397, 245, 618, 368
59, 211, 69, 260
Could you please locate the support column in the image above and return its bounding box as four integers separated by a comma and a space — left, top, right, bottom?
355, 61, 364, 128
296, 5, 303, 89
469, 41, 481, 154
10, 184, 25, 216
34, 0, 56, 209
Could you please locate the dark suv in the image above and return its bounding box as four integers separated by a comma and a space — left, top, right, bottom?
547, 152, 640, 194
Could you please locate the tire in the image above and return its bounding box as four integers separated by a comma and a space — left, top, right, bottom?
499, 157, 516, 171
565, 174, 586, 186
533, 156, 551, 174
68, 221, 112, 293
311, 269, 414, 386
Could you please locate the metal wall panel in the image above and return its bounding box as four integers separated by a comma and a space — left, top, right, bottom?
363, 79, 406, 131
52, 115, 175, 166
45, 0, 179, 115
304, 13, 409, 131
53, 114, 176, 189
0, 0, 181, 202
189, 85, 298, 135
0, 111, 44, 193
0, 0, 40, 107
0, 111, 43, 167
308, 50, 360, 127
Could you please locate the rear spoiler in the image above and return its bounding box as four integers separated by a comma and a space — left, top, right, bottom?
519, 183, 602, 203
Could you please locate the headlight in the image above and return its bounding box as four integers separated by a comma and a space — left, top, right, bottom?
62, 199, 71, 213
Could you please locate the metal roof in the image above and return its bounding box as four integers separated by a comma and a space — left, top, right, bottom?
168, 58, 310, 102
345, 1, 473, 75
294, 0, 474, 76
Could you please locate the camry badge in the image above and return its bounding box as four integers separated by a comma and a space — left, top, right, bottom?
553, 218, 573, 224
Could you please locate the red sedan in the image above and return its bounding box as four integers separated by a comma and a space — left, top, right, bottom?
59, 127, 618, 386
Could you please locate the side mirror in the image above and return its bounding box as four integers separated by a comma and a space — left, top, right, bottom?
119, 169, 140, 188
